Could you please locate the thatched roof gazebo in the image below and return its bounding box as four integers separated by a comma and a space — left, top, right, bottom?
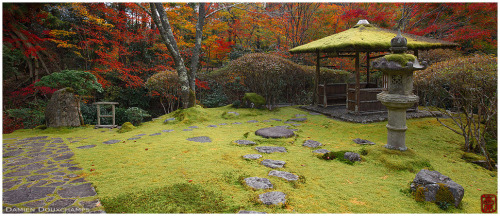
289, 20, 458, 115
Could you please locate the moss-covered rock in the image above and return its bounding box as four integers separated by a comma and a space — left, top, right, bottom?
118, 122, 136, 133
34, 125, 48, 130
171, 105, 208, 124
242, 93, 265, 108
383, 54, 416, 66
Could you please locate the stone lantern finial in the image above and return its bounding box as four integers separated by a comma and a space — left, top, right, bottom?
390, 29, 408, 53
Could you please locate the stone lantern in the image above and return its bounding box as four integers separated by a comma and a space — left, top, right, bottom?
372, 30, 427, 151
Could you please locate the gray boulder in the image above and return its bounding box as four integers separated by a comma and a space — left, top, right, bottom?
243, 154, 262, 160
255, 127, 295, 138
261, 159, 285, 168
410, 169, 464, 208
268, 170, 298, 181
313, 149, 330, 154
255, 146, 287, 154
259, 191, 286, 205
353, 138, 375, 145
235, 140, 256, 145
303, 140, 322, 148
45, 88, 81, 127
244, 177, 273, 190
344, 152, 361, 162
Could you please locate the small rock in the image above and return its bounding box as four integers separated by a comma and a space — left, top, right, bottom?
247, 120, 258, 123
312, 149, 330, 154
303, 140, 322, 148
255, 146, 287, 154
244, 177, 273, 190
207, 125, 217, 128
344, 152, 361, 162
270, 118, 282, 121
188, 126, 199, 129
295, 114, 306, 117
268, 170, 298, 181
218, 123, 228, 125
352, 138, 375, 145
259, 191, 286, 205
77, 145, 96, 149
102, 140, 121, 145
410, 169, 464, 208
135, 134, 146, 137
289, 118, 307, 122
162, 129, 174, 133
128, 137, 141, 140
80, 200, 100, 209
149, 133, 161, 136
243, 154, 262, 160
186, 136, 212, 143
238, 210, 267, 214
234, 140, 256, 145
261, 159, 286, 168
232, 122, 242, 125
164, 118, 175, 124
183, 129, 193, 131
228, 111, 240, 116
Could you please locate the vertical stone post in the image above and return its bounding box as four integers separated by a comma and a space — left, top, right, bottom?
96, 104, 101, 126
372, 30, 427, 151
112, 104, 116, 126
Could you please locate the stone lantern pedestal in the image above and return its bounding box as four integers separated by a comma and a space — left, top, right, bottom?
372, 30, 426, 151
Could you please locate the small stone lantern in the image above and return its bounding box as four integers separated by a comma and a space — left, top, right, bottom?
372, 30, 427, 151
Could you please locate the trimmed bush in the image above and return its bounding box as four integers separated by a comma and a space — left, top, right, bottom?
242, 93, 266, 108
118, 122, 136, 133
125, 107, 151, 126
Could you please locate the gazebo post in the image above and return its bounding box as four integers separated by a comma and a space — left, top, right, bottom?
414, 49, 419, 58
355, 51, 360, 114
366, 52, 370, 84
315, 49, 320, 106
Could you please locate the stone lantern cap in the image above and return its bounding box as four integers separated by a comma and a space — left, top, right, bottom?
390, 30, 408, 53
373, 30, 427, 72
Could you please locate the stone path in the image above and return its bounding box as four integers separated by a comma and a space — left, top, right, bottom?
2, 136, 104, 213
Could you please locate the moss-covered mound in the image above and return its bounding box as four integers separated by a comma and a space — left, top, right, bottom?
118, 122, 136, 133
383, 54, 417, 66
242, 93, 266, 108
170, 105, 209, 124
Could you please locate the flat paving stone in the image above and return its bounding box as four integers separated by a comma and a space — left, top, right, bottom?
268, 170, 299, 181
261, 159, 286, 168
309, 112, 321, 115
128, 137, 141, 140
207, 125, 217, 128
28, 151, 53, 157
259, 191, 286, 205
255, 127, 295, 138
352, 138, 375, 145
232, 122, 242, 124
52, 172, 67, 176
77, 145, 96, 149
56, 149, 71, 153
68, 167, 83, 171
60, 163, 77, 167
262, 120, 271, 122
247, 120, 258, 123
162, 129, 174, 133
26, 175, 49, 181
186, 136, 212, 143
3, 180, 22, 190
69, 178, 86, 184
54, 152, 74, 161
243, 154, 262, 160
135, 134, 146, 137
228, 111, 240, 116
3, 186, 56, 204
5, 170, 31, 177
47, 199, 75, 209
46, 182, 65, 187
183, 129, 193, 131
188, 126, 199, 129
295, 114, 307, 117
303, 140, 322, 148
21, 136, 48, 141
164, 117, 175, 123
57, 183, 96, 198
255, 146, 287, 154
79, 200, 99, 209
67, 174, 78, 178
219, 123, 228, 126
102, 140, 121, 144
51, 140, 64, 143
238, 210, 267, 214
3, 149, 24, 157
312, 149, 330, 154
291, 123, 301, 127
234, 140, 256, 145
7, 156, 48, 166
17, 163, 45, 171
270, 118, 282, 121
24, 200, 46, 208
284, 121, 294, 124
244, 177, 273, 189
149, 133, 161, 136
288, 118, 307, 122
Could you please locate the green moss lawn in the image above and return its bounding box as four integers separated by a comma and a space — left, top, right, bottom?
3, 106, 496, 213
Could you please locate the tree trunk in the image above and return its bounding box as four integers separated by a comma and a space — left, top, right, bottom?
188, 3, 207, 107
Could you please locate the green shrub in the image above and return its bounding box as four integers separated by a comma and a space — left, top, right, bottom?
232, 100, 241, 108
35, 70, 103, 96
242, 93, 266, 108
80, 102, 97, 125
118, 122, 136, 133
125, 107, 151, 126
6, 108, 45, 129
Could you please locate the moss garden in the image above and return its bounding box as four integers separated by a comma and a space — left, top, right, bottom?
3, 105, 496, 213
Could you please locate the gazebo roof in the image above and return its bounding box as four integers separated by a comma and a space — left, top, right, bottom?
289, 23, 459, 54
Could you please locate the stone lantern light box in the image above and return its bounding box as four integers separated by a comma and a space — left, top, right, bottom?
372, 30, 427, 151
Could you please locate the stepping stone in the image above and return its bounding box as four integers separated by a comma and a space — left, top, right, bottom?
51, 140, 64, 143
262, 120, 271, 122
268, 170, 299, 181
3, 180, 22, 190
289, 118, 307, 122
52, 176, 64, 180
309, 112, 321, 115
243, 154, 262, 160
232, 122, 242, 125
35, 168, 58, 174
295, 114, 306, 117
164, 118, 176, 123
128, 137, 141, 140
57, 183, 96, 198
238, 210, 267, 214
292, 123, 301, 127
303, 140, 322, 148
69, 178, 86, 184
3, 149, 24, 157
183, 129, 193, 131
54, 153, 74, 161
68, 167, 83, 171
32, 180, 49, 187
255, 127, 295, 138
57, 149, 71, 153
270, 118, 282, 121
24, 200, 46, 208
67, 174, 78, 178
259, 191, 286, 205
228, 111, 240, 116
234, 140, 256, 145
103, 140, 121, 144
344, 152, 361, 162
162, 129, 174, 133
284, 121, 294, 124
135, 134, 146, 137
28, 151, 53, 157
60, 163, 77, 167
5, 170, 31, 177
219, 123, 228, 125
150, 133, 161, 136
312, 149, 330, 154
17, 163, 45, 171
244, 177, 273, 189
255, 146, 287, 154
186, 136, 212, 143
188, 126, 199, 129
46, 182, 65, 187
21, 136, 48, 141
52, 172, 67, 176
47, 199, 75, 209
261, 159, 286, 168
247, 120, 258, 123
80, 200, 100, 209
77, 145, 96, 149
70, 141, 80, 143
352, 138, 375, 145
207, 125, 217, 128
3, 186, 56, 204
